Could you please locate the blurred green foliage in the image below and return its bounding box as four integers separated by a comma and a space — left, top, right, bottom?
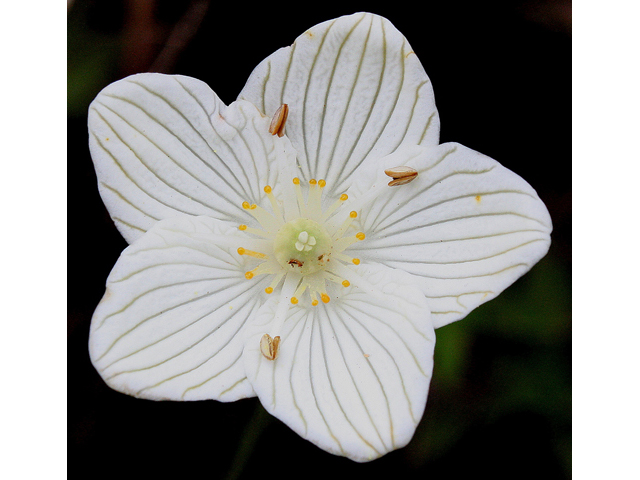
68, 1, 122, 117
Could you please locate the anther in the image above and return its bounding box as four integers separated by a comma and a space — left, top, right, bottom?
309, 179, 317, 185
340, 194, 348, 201
238, 224, 247, 231
260, 334, 281, 361
342, 280, 350, 287
269, 104, 289, 137
352, 258, 360, 265
291, 297, 299, 305
265, 287, 274, 294
384, 166, 418, 186
237, 247, 246, 255
321, 293, 330, 303
350, 211, 357, 218
318, 179, 326, 188
293, 177, 300, 185
245, 271, 254, 279
264, 185, 272, 194
356, 232, 365, 240
242, 201, 251, 209
311, 299, 319, 306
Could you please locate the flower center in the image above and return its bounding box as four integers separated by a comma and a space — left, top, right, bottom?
236, 177, 365, 307
273, 218, 332, 275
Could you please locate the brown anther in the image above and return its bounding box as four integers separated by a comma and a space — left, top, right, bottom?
288, 259, 304, 268
269, 104, 289, 137
260, 334, 281, 361
384, 166, 418, 186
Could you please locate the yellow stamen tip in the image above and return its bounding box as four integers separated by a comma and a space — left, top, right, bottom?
311, 299, 319, 306
291, 297, 299, 305
350, 211, 357, 218
237, 247, 246, 255
321, 294, 330, 303
293, 177, 300, 185
265, 287, 273, 294
264, 185, 272, 194
318, 179, 326, 188
352, 258, 360, 265
242, 201, 251, 209
238, 224, 247, 231
356, 232, 365, 240
245, 271, 254, 279
342, 280, 350, 287
340, 194, 348, 201
250, 204, 257, 210
309, 179, 317, 185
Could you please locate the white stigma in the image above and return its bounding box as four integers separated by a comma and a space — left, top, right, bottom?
295, 231, 316, 252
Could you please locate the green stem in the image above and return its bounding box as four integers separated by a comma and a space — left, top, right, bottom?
224, 401, 272, 480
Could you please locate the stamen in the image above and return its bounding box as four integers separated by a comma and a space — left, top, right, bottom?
265, 287, 273, 294
322, 271, 343, 285
321, 193, 348, 222
237, 247, 268, 260
342, 280, 350, 287
321, 293, 330, 303
307, 179, 324, 220
244, 260, 283, 280
291, 297, 299, 305
334, 253, 361, 265
269, 104, 289, 137
385, 166, 418, 186
292, 282, 308, 301
239, 225, 273, 238
292, 177, 308, 217
260, 334, 281, 361
333, 211, 358, 240
264, 185, 284, 223
333, 234, 364, 253
267, 273, 285, 293
247, 204, 282, 232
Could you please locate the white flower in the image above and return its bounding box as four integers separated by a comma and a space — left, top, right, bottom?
87, 12, 552, 462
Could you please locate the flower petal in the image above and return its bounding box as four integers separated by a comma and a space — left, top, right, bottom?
243, 263, 435, 462
89, 73, 296, 243
238, 12, 439, 197
346, 143, 552, 328
89, 215, 276, 402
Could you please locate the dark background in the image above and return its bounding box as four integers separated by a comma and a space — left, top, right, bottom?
68, 1, 571, 478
